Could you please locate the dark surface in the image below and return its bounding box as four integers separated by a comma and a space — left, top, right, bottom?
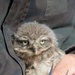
0, 0, 25, 75
2, 0, 75, 28
0, 0, 10, 27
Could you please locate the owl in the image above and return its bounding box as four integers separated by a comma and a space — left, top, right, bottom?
12, 21, 65, 75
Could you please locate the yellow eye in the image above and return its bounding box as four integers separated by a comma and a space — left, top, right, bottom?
23, 40, 29, 46
40, 40, 45, 45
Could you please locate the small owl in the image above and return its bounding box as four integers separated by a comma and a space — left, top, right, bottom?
12, 21, 65, 75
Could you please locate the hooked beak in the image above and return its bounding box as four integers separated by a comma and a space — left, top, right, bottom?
29, 44, 38, 54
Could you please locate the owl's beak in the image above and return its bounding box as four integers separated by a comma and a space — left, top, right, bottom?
29, 44, 38, 54
29, 46, 35, 52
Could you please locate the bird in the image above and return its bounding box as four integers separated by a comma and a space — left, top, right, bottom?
12, 21, 65, 75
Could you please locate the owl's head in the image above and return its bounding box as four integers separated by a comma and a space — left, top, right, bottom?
12, 21, 58, 58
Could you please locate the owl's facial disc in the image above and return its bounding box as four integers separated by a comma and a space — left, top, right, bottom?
13, 35, 53, 56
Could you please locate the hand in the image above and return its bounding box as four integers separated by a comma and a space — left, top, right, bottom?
53, 54, 75, 75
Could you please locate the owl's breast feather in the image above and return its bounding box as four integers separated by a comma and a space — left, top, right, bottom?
32, 49, 65, 75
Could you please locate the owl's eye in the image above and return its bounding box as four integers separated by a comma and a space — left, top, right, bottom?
40, 40, 46, 45
22, 40, 29, 46
16, 39, 29, 46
